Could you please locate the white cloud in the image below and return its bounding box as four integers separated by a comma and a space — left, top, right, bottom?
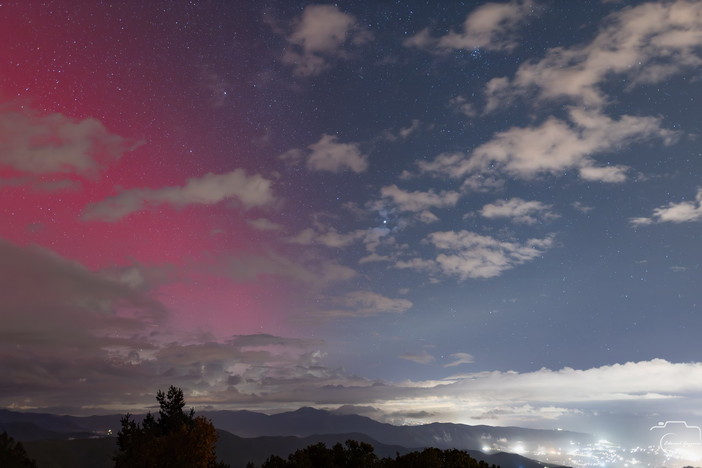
579, 165, 629, 183
282, 5, 373, 76
629, 216, 653, 226
572, 201, 594, 213
384, 119, 422, 141
483, 76, 513, 114
449, 96, 478, 118
440, 359, 702, 406
485, 0, 702, 109
402, 28, 432, 49
286, 134, 368, 173
444, 352, 475, 367
307, 134, 368, 173
320, 291, 413, 318
158, 357, 702, 428
400, 350, 436, 365
471, 109, 676, 180
204, 357, 702, 428
83, 169, 276, 221
395, 257, 438, 273
399, 230, 554, 280
0, 106, 135, 176
398, 119, 421, 139
631, 188, 702, 225
460, 173, 505, 192
420, 108, 677, 183
417, 210, 439, 223
405, 0, 537, 53
432, 231, 554, 279
286, 221, 395, 252
380, 184, 460, 212
362, 227, 394, 252
481, 198, 557, 224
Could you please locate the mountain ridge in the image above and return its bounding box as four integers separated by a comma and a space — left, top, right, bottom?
1, 406, 581, 468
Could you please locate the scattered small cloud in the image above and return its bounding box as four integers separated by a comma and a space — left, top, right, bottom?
400, 350, 436, 365
319, 291, 413, 318
572, 201, 594, 213
398, 119, 421, 139
449, 96, 478, 118
382, 119, 422, 141
631, 188, 702, 225
417, 210, 439, 224
286, 219, 394, 253
444, 352, 475, 367
288, 227, 368, 248
282, 134, 369, 173
83, 169, 276, 222
379, 184, 460, 212
460, 173, 505, 192
0, 105, 138, 193
481, 198, 557, 224
405, 0, 538, 53
397, 230, 554, 280
281, 4, 373, 76
579, 165, 629, 183
0, 106, 136, 176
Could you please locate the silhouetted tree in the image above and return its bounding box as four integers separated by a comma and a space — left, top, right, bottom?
261, 454, 288, 468
260, 440, 374, 468
257, 439, 496, 468
0, 431, 38, 468
114, 385, 229, 468
381, 447, 497, 468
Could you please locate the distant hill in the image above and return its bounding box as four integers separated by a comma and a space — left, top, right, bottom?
3, 407, 580, 468
0, 421, 94, 441
23, 430, 571, 468
214, 431, 572, 468
200, 406, 592, 450
0, 409, 121, 436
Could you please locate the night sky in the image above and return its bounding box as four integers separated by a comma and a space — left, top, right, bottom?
2, 0, 702, 443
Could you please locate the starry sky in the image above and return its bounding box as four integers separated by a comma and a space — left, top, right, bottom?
2, 0, 702, 442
